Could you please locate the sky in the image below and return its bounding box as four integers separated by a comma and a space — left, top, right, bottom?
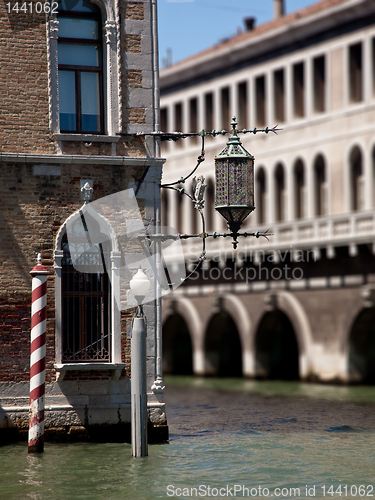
158, 0, 320, 67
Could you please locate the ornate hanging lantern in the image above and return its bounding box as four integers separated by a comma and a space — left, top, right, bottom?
215, 117, 255, 247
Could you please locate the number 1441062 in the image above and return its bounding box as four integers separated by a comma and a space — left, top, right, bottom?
5, 2, 58, 14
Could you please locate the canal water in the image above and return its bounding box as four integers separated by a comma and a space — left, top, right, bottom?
1, 378, 375, 500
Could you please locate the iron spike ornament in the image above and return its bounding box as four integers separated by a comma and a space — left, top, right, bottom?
215, 117, 255, 248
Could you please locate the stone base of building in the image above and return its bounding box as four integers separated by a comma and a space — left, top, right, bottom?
0, 381, 169, 446
0, 422, 169, 445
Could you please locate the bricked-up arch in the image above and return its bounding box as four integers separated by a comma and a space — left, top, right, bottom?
348, 307, 375, 383
54, 204, 121, 364
205, 311, 242, 377
162, 314, 193, 375
255, 309, 299, 380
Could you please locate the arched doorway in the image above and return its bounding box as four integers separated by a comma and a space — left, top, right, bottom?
162, 314, 193, 375
205, 312, 242, 377
348, 308, 375, 384
255, 310, 299, 380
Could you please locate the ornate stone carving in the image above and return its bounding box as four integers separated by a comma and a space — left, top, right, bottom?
49, 18, 59, 39
192, 175, 207, 211
81, 182, 94, 203
104, 20, 117, 45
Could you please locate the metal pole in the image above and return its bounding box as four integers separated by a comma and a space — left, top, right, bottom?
28, 254, 48, 453
131, 309, 148, 457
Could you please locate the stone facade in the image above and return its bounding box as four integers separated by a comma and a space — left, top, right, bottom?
0, 0, 167, 444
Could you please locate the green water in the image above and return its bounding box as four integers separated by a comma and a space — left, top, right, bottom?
1, 379, 375, 500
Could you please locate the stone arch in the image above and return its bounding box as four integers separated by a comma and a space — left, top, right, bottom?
255, 309, 299, 380
162, 297, 204, 374
339, 288, 375, 383
204, 309, 242, 377
55, 202, 119, 253
215, 294, 252, 376
347, 306, 375, 383
162, 313, 193, 375
252, 291, 313, 379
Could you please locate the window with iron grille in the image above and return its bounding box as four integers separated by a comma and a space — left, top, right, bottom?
58, 0, 104, 133
60, 221, 111, 363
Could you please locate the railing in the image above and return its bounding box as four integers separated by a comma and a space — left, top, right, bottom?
163, 210, 375, 264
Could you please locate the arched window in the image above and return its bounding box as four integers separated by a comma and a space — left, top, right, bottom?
350, 146, 364, 211
58, 0, 104, 133
294, 159, 305, 219
256, 167, 266, 224
314, 155, 327, 216
55, 206, 121, 364
275, 163, 286, 222
61, 227, 110, 362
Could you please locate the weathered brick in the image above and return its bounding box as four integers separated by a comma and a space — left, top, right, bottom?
124, 2, 144, 20
124, 34, 142, 53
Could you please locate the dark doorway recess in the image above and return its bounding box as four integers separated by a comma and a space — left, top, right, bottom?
162, 314, 193, 375
255, 310, 299, 380
349, 307, 375, 384
205, 312, 242, 377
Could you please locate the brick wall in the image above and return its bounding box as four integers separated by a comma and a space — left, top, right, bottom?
0, 5, 54, 154
0, 159, 151, 382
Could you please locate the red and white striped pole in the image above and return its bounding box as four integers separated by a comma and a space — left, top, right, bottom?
28, 253, 48, 453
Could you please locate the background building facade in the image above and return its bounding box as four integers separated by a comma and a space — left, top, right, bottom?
160, 0, 375, 384
0, 0, 167, 443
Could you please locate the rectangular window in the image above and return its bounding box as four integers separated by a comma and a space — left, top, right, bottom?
59, 70, 76, 131
205, 93, 214, 135
81, 72, 101, 132
349, 43, 363, 103
189, 98, 198, 144
221, 87, 230, 129
238, 82, 248, 128
293, 62, 305, 117
255, 75, 266, 127
58, 11, 103, 134
313, 56, 326, 113
273, 69, 285, 122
